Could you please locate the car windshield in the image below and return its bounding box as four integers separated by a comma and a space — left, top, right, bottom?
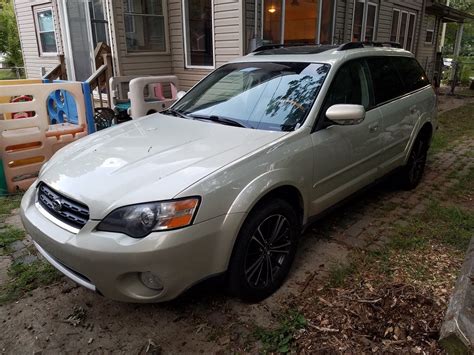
171, 62, 330, 131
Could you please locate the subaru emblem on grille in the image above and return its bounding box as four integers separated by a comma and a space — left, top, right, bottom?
52, 198, 63, 212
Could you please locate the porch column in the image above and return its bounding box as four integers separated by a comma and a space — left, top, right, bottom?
450, 22, 464, 94
453, 22, 464, 57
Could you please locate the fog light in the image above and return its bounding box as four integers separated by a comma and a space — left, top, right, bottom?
139, 272, 164, 291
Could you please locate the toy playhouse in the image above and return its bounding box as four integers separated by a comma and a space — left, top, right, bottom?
0, 75, 180, 195
0, 80, 95, 194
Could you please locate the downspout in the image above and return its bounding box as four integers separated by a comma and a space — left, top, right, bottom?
344, 0, 350, 42
415, 0, 427, 59
105, 0, 121, 76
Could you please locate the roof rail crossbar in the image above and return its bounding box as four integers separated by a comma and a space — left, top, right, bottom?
252, 43, 321, 53
338, 41, 402, 51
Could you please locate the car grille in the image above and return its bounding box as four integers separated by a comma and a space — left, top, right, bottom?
37, 183, 89, 230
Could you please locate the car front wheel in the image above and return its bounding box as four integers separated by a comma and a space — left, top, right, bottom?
227, 198, 300, 302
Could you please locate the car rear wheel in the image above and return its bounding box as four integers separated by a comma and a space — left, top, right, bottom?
227, 198, 300, 302
399, 136, 428, 190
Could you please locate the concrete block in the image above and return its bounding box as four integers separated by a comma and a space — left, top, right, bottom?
440, 237, 474, 354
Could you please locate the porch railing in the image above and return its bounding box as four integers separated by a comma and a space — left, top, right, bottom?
42, 55, 67, 81
85, 42, 114, 109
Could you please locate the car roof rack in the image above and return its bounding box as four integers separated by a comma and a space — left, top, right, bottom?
252, 43, 309, 53
252, 43, 339, 55
338, 41, 403, 51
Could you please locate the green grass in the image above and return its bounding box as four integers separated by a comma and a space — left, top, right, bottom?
392, 201, 473, 252
0, 70, 18, 80
327, 262, 354, 288
390, 219, 428, 251
0, 226, 25, 252
255, 310, 307, 353
431, 103, 474, 154
0, 260, 61, 305
448, 165, 474, 198
425, 201, 474, 251
0, 194, 23, 223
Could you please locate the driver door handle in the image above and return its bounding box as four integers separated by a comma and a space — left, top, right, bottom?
368, 123, 379, 133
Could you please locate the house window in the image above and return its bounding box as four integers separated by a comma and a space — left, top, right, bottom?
425, 17, 435, 44
123, 0, 167, 53
183, 0, 214, 68
390, 9, 416, 51
34, 7, 58, 55
352, 0, 378, 42
89, 0, 109, 48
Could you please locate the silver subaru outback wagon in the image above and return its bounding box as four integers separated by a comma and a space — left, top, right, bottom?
21, 43, 437, 302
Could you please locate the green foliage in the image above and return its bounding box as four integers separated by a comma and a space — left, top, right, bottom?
0, 260, 61, 304
255, 310, 307, 353
0, 0, 23, 67
443, 0, 474, 56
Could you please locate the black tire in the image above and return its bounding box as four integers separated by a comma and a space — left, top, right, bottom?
227, 198, 300, 302
399, 136, 429, 190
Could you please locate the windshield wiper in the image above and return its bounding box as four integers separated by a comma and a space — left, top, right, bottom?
189, 114, 248, 128
161, 108, 189, 119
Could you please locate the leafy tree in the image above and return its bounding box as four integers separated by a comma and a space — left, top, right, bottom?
0, 0, 23, 67
443, 0, 474, 56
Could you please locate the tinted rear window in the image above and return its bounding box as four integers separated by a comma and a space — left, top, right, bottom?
366, 57, 405, 105
392, 57, 430, 92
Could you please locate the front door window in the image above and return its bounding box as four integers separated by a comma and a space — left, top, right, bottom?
284, 0, 318, 44
259, 0, 335, 46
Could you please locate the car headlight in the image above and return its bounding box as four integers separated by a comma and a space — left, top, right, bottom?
96, 197, 200, 238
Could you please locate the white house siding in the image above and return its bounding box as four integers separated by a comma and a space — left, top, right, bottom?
14, 0, 62, 78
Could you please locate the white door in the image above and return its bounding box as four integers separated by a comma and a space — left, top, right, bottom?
58, 0, 110, 81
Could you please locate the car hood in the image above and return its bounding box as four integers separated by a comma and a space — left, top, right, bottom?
40, 114, 286, 219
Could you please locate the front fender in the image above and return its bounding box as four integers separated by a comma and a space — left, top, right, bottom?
226, 169, 310, 223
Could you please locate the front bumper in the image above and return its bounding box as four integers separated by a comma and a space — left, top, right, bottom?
20, 185, 244, 302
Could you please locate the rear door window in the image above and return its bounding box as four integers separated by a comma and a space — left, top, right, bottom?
392, 57, 430, 92
366, 57, 405, 105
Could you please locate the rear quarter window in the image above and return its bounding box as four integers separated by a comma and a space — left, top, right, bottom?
366, 57, 405, 105
392, 57, 430, 92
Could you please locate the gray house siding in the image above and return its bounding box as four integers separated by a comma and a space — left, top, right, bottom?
15, 0, 443, 84
417, 14, 441, 79
14, 0, 62, 78
168, 0, 243, 90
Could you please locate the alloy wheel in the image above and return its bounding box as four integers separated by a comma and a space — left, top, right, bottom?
408, 141, 427, 184
244, 214, 292, 289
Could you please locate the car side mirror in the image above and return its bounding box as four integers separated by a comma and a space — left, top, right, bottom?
177, 91, 186, 100
325, 104, 366, 125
